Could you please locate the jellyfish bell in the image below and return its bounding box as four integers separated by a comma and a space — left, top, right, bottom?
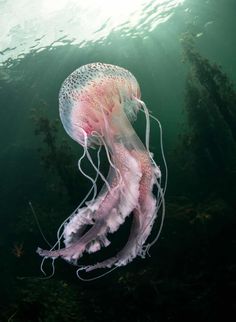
59, 63, 141, 148
37, 62, 166, 276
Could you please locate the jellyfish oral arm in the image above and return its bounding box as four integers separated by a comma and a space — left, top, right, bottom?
37, 143, 143, 262
37, 140, 161, 272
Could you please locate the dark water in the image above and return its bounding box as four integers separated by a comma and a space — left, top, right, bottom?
0, 0, 236, 321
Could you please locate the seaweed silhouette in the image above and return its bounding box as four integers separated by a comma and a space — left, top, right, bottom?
179, 32, 236, 203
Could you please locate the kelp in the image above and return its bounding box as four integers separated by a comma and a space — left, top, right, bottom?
31, 106, 80, 204
178, 33, 236, 203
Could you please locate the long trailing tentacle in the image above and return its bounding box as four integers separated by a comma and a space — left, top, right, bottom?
39, 130, 103, 276
149, 112, 168, 195
136, 97, 168, 195
76, 266, 119, 282
140, 177, 165, 255
91, 130, 123, 189
134, 98, 167, 254
55, 132, 101, 250
28, 201, 52, 248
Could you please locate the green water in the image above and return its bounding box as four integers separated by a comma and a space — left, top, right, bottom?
0, 0, 235, 321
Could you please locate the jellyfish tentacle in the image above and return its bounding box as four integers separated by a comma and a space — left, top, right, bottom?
92, 131, 122, 187
77, 144, 98, 199
140, 104, 168, 196
39, 142, 102, 269
134, 97, 151, 153
138, 102, 167, 252
54, 132, 102, 251
76, 265, 119, 281
80, 128, 112, 192
150, 113, 168, 195
144, 177, 165, 253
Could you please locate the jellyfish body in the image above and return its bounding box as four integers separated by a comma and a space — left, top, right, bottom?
37, 63, 165, 273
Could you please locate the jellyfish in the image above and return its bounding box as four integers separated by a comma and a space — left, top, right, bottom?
37, 63, 166, 276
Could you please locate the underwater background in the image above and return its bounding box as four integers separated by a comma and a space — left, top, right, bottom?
0, 0, 236, 321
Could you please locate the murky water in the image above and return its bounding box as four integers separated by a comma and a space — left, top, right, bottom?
0, 0, 235, 321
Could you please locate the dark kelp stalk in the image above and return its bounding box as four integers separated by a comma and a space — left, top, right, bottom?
179, 32, 236, 203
